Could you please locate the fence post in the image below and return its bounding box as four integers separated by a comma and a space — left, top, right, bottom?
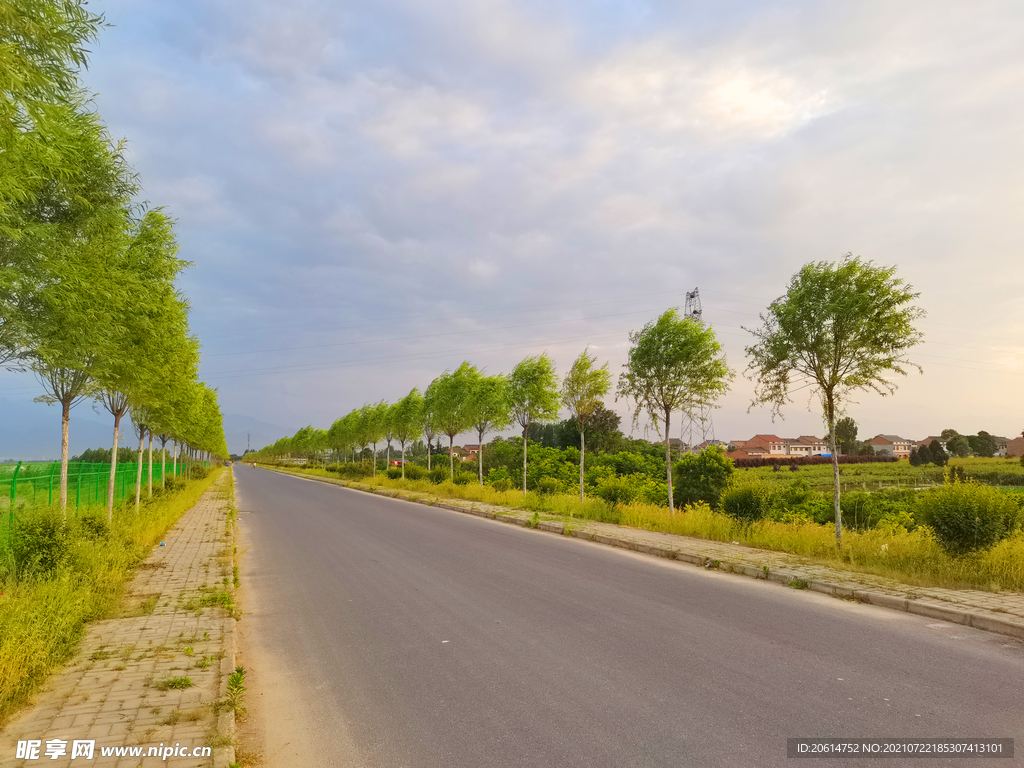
75, 462, 85, 510
47, 461, 58, 505
9, 461, 22, 550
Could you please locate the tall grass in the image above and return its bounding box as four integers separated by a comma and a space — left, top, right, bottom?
0, 468, 223, 725
618, 501, 1024, 591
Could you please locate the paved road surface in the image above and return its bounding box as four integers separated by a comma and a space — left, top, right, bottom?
234, 466, 1024, 767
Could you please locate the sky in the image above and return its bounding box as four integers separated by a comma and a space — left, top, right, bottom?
2, 0, 1023, 457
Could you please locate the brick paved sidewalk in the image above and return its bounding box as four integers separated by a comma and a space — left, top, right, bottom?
278, 469, 1024, 641
0, 473, 237, 768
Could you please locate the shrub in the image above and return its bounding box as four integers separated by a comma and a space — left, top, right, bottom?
453, 472, 474, 486
11, 508, 70, 577
428, 467, 449, 484
915, 481, 1022, 555
594, 476, 636, 506
76, 510, 110, 540
403, 464, 427, 481
332, 463, 372, 480
537, 477, 560, 495
386, 467, 403, 480
720, 481, 780, 521
672, 448, 734, 509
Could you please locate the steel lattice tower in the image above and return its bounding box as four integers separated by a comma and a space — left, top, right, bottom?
681, 288, 715, 453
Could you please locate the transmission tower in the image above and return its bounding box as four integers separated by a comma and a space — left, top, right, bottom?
681, 288, 715, 453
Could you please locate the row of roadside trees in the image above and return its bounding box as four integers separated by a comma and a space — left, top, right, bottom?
252, 310, 732, 510
0, 0, 228, 518
254, 256, 926, 547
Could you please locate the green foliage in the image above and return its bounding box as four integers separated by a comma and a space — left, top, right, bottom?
617, 308, 732, 510
329, 463, 372, 480
225, 666, 246, 716
672, 447, 734, 509
403, 464, 426, 481
11, 508, 70, 576
485, 467, 513, 492
915, 480, 1021, 556
745, 255, 925, 543
834, 416, 859, 454
428, 467, 449, 484
720, 481, 781, 521
968, 431, 998, 458
537, 477, 560, 495
386, 467, 403, 480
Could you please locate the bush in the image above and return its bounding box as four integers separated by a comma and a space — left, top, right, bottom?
332, 463, 372, 480
453, 472, 474, 486
915, 481, 1022, 555
673, 447, 734, 509
428, 467, 449, 484
404, 464, 427, 481
720, 481, 780, 521
537, 477, 560, 495
594, 476, 636, 506
11, 508, 70, 577
386, 467, 403, 480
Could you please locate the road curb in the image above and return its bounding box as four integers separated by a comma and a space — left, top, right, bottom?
213, 477, 239, 768
213, 616, 237, 768
264, 467, 1024, 643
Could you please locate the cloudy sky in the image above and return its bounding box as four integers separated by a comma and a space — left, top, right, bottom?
3, 0, 1023, 455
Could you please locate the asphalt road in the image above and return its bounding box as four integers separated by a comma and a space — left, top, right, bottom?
233, 465, 1024, 768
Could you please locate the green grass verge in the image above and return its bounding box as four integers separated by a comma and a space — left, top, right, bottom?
0, 467, 223, 726
270, 464, 1024, 593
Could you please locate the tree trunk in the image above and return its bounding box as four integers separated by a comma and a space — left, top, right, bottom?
522, 423, 528, 495
449, 435, 455, 480
664, 410, 674, 514
147, 431, 154, 498
477, 428, 485, 486
386, 441, 391, 468
173, 441, 178, 477
160, 439, 167, 489
108, 411, 122, 522
372, 443, 377, 477
827, 395, 842, 546
60, 398, 71, 516
401, 441, 406, 479
427, 438, 432, 471
135, 429, 145, 511
579, 423, 585, 502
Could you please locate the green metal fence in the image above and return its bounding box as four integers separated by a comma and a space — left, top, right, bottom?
0, 460, 181, 513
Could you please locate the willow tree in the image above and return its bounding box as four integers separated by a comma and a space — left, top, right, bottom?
465, 373, 510, 485
426, 362, 476, 480
561, 348, 611, 500
618, 310, 731, 513
745, 256, 924, 545
508, 354, 560, 494
391, 388, 423, 479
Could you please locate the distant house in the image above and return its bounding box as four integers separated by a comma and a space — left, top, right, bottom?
870, 435, 913, 459
726, 434, 827, 458
1006, 436, 1024, 458
994, 437, 1010, 457
916, 436, 948, 451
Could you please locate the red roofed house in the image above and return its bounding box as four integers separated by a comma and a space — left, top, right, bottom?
870, 434, 913, 459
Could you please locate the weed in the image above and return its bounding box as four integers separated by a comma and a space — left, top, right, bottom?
154, 677, 193, 691
224, 666, 246, 716
183, 646, 194, 657
788, 579, 810, 590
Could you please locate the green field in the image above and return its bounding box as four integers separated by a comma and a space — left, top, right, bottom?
737, 457, 1024, 492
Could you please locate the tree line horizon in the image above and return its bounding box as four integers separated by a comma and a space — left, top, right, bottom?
250, 256, 926, 546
